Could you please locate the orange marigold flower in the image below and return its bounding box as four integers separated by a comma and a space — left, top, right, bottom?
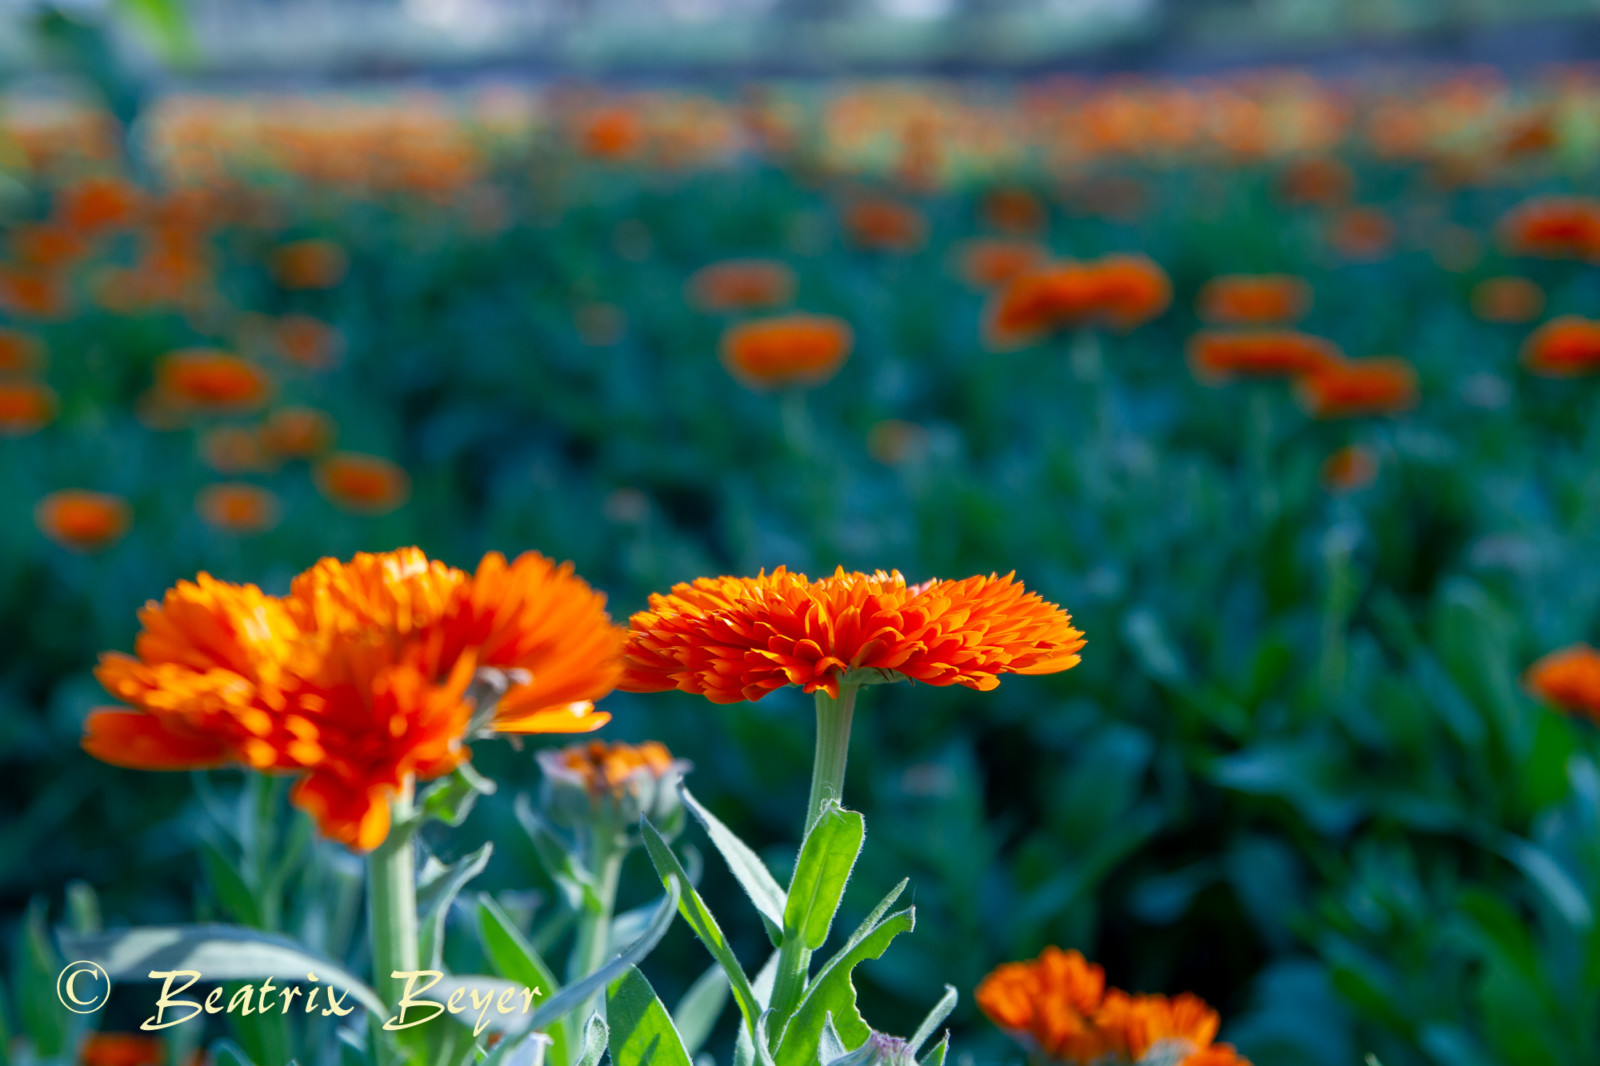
1328, 207, 1394, 261
1279, 155, 1355, 206
546, 739, 680, 795
273, 239, 349, 289
0, 328, 45, 374
1526, 645, 1600, 721
981, 186, 1048, 236
985, 255, 1169, 350
157, 350, 271, 413
580, 107, 644, 160
274, 314, 343, 370
952, 239, 1047, 290
0, 381, 57, 435
1187, 330, 1342, 383
1471, 276, 1545, 324
687, 259, 797, 312
314, 452, 411, 514
976, 948, 1108, 1064
1499, 197, 1600, 261
1321, 445, 1378, 493
1521, 315, 1600, 378
197, 483, 281, 535
1183, 1046, 1253, 1066
721, 313, 853, 390
1296, 358, 1419, 418
36, 490, 130, 552
842, 197, 927, 253
620, 567, 1084, 704
57, 174, 143, 234
1096, 990, 1220, 1061
80, 1031, 165, 1066
1195, 275, 1311, 326
261, 405, 336, 458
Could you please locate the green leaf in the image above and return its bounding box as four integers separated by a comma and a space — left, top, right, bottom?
477, 898, 567, 1066
919, 1032, 949, 1066
209, 1039, 255, 1066
18, 899, 68, 1057
683, 787, 787, 944
673, 961, 730, 1057
607, 966, 693, 1066
641, 817, 763, 1037
907, 986, 956, 1056
783, 804, 864, 952
58, 924, 386, 1017
818, 1013, 847, 1064
422, 764, 498, 828
200, 839, 263, 928
419, 843, 493, 971
773, 905, 915, 1066
516, 793, 601, 912
65, 881, 101, 935
575, 1012, 609, 1066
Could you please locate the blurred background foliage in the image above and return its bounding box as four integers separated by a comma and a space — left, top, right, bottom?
5, 2, 1600, 1065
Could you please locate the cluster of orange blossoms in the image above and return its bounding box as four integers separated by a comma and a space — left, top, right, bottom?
0, 327, 56, 437
1498, 196, 1600, 261
1526, 645, 1600, 722
83, 549, 624, 849
977, 948, 1249, 1066
984, 254, 1171, 349
619, 567, 1085, 704
1521, 316, 1600, 377
1186, 329, 1418, 419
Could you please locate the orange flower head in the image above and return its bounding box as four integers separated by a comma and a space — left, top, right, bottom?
0, 381, 57, 435
687, 259, 797, 312
0, 328, 45, 374
36, 490, 130, 552
581, 107, 644, 160
1196, 275, 1312, 326
197, 483, 282, 535
1183, 1046, 1253, 1066
1499, 197, 1600, 261
1095, 991, 1221, 1061
1093, 254, 1172, 330
984, 255, 1169, 349
620, 567, 1084, 704
274, 314, 343, 369
1521, 316, 1600, 378
981, 186, 1048, 236
1328, 207, 1395, 261
57, 174, 143, 233
1296, 358, 1418, 418
843, 197, 927, 253
314, 452, 411, 514
952, 239, 1048, 290
262, 405, 336, 458
720, 313, 853, 390
157, 350, 271, 413
976, 948, 1108, 1064
1321, 445, 1378, 493
1526, 645, 1600, 721
1471, 276, 1545, 324
80, 1031, 166, 1066
1187, 330, 1342, 383
548, 739, 680, 795
273, 239, 349, 289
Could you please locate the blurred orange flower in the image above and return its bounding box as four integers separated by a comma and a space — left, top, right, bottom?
0, 381, 57, 435
273, 239, 349, 289
1521, 315, 1600, 377
262, 405, 336, 458
197, 483, 282, 534
1499, 196, 1600, 261
36, 490, 130, 552
1470, 276, 1545, 324
1296, 358, 1419, 418
79, 1031, 165, 1066
1279, 156, 1355, 205
1195, 275, 1311, 326
549, 739, 680, 796
981, 186, 1048, 236
1526, 645, 1600, 720
274, 314, 344, 369
57, 174, 143, 234
200, 426, 274, 473
1321, 445, 1378, 493
720, 313, 853, 389
985, 254, 1170, 349
314, 452, 411, 514
581, 107, 644, 160
0, 328, 45, 374
842, 197, 927, 253
620, 567, 1084, 704
0, 266, 71, 319
1187, 330, 1342, 382
976, 948, 1107, 1063
952, 239, 1047, 290
157, 350, 272, 413
1095, 991, 1220, 1061
1328, 207, 1394, 261
686, 259, 797, 312
12, 223, 90, 268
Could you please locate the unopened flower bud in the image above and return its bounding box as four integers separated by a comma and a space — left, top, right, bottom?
535, 740, 691, 839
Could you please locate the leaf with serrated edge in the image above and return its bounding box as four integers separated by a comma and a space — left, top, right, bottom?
607, 966, 692, 1066
683, 787, 787, 943
772, 908, 915, 1066
783, 804, 864, 952
908, 986, 956, 1056
673, 960, 731, 1057
641, 817, 763, 1037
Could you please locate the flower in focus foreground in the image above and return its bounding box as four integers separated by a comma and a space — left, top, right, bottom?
720, 313, 853, 390
977, 947, 1251, 1066
620, 566, 1084, 703
984, 255, 1170, 350
1521, 315, 1600, 378
1195, 274, 1311, 326
83, 548, 624, 848
1526, 645, 1600, 721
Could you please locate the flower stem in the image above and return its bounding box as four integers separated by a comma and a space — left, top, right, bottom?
568, 831, 624, 985
367, 777, 419, 1061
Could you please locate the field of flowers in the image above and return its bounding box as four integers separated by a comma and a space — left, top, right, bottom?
4, 68, 1600, 1066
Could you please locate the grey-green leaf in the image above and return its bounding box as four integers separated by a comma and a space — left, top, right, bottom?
773, 907, 915, 1066
607, 965, 693, 1066
641, 817, 763, 1037
683, 787, 787, 944
908, 987, 956, 1056
576, 1012, 609, 1066
477, 895, 568, 1066
782, 804, 864, 952
673, 961, 730, 1057
420, 843, 493, 971
919, 1032, 950, 1066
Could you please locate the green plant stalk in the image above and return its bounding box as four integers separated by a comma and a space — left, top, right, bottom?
568, 828, 625, 985
367, 777, 419, 1064
769, 685, 859, 1036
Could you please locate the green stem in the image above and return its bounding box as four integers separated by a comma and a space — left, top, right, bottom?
769, 685, 860, 1037
367, 777, 419, 1061
568, 833, 624, 985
